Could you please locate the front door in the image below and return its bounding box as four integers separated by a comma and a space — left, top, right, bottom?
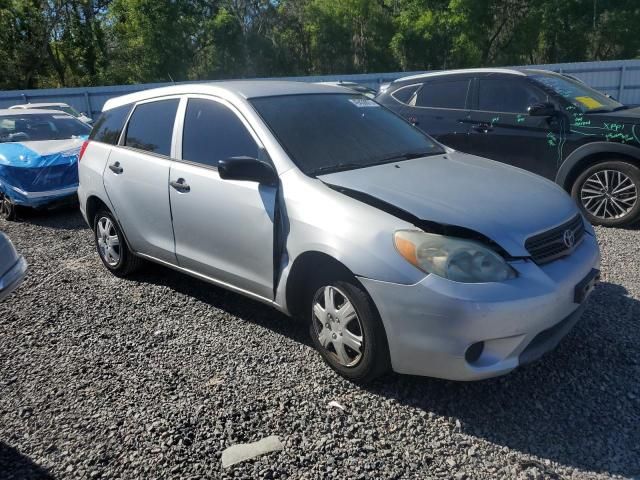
465, 75, 562, 179
102, 97, 180, 262
168, 96, 276, 300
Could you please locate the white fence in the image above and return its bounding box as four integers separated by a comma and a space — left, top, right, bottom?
1, 59, 639, 118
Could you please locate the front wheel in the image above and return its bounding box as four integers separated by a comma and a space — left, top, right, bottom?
571, 160, 640, 227
0, 193, 17, 221
308, 279, 390, 383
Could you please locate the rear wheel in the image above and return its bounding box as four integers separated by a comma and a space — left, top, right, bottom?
93, 209, 143, 276
308, 278, 390, 383
571, 160, 640, 227
0, 193, 16, 221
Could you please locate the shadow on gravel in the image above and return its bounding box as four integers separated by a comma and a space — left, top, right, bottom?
0, 442, 54, 480
7, 205, 87, 231
131, 260, 639, 476
366, 281, 640, 477
129, 262, 312, 348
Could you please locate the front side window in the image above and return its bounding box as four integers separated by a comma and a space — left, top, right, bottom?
530, 73, 624, 113
251, 94, 444, 176
90, 104, 133, 145
124, 99, 179, 156
478, 77, 547, 113
0, 113, 91, 143
182, 98, 259, 167
415, 79, 470, 109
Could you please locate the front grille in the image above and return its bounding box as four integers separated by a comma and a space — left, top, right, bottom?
525, 214, 585, 264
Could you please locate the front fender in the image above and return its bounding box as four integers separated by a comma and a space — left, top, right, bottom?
556, 142, 640, 189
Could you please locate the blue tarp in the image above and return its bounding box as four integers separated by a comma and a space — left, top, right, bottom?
0, 137, 86, 208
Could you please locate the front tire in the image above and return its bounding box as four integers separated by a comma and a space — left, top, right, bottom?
93, 209, 143, 276
308, 278, 390, 383
571, 160, 640, 227
0, 193, 17, 221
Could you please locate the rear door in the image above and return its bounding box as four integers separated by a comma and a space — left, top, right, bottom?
466, 75, 561, 179
168, 96, 276, 300
401, 76, 472, 151
102, 97, 179, 263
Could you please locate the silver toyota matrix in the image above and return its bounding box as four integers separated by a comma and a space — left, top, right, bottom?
78, 81, 600, 383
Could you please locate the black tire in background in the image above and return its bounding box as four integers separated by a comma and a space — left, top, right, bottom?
0, 193, 17, 221
93, 209, 143, 276
307, 276, 390, 383
571, 160, 640, 228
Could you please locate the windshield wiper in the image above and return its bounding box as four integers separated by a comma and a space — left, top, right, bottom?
310, 163, 365, 176
310, 151, 440, 177
373, 151, 439, 163
612, 105, 630, 112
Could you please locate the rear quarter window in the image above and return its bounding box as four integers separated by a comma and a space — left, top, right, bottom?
390, 84, 421, 105
90, 104, 133, 145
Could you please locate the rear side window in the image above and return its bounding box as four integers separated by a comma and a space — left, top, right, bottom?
182, 98, 259, 168
90, 104, 132, 145
415, 79, 470, 109
391, 84, 421, 104
124, 99, 179, 156
478, 78, 547, 113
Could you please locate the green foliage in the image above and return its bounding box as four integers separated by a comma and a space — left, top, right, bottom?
0, 0, 638, 89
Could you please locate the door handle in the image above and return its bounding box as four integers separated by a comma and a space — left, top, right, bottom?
108, 162, 123, 174
472, 123, 493, 133
407, 116, 419, 126
170, 178, 190, 192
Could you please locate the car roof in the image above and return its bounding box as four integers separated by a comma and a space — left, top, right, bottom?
393, 68, 526, 84
103, 80, 352, 111
0, 108, 73, 116
10, 102, 69, 108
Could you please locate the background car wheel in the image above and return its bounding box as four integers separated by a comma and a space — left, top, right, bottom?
0, 193, 17, 221
307, 278, 390, 383
571, 160, 640, 227
93, 209, 143, 276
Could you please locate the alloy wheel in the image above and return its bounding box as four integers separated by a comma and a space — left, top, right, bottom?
311, 285, 364, 367
96, 216, 121, 266
580, 169, 638, 220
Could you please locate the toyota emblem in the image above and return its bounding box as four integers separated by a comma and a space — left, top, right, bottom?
563, 229, 575, 248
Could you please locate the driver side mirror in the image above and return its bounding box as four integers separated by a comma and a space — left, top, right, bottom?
528, 102, 556, 117
218, 156, 278, 186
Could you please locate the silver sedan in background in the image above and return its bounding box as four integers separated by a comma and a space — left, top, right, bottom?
78, 81, 600, 383
0, 232, 27, 302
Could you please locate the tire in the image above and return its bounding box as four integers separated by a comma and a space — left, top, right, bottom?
307, 277, 390, 383
93, 209, 143, 276
0, 193, 17, 221
571, 160, 640, 228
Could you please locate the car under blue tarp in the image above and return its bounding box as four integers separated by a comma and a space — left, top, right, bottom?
0, 137, 86, 208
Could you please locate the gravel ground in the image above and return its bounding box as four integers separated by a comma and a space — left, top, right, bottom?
1, 207, 639, 480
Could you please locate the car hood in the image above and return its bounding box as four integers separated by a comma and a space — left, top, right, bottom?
318, 152, 579, 257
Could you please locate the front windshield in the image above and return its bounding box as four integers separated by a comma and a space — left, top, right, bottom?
0, 113, 91, 143
250, 93, 444, 175
58, 106, 82, 117
530, 73, 624, 113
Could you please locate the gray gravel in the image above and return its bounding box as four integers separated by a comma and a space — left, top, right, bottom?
1, 207, 639, 480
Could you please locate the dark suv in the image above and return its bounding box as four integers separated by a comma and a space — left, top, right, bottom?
377, 68, 640, 227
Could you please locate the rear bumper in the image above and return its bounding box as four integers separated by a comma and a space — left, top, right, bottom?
359, 233, 600, 381
0, 256, 28, 302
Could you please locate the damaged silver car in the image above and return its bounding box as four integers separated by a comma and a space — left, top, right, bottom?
78, 82, 600, 382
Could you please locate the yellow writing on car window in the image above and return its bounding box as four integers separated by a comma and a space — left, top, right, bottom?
575, 96, 604, 109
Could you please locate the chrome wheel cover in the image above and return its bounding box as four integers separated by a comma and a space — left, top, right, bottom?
580, 169, 638, 219
96, 217, 121, 266
312, 286, 364, 367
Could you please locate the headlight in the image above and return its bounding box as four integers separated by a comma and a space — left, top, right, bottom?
394, 230, 516, 283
